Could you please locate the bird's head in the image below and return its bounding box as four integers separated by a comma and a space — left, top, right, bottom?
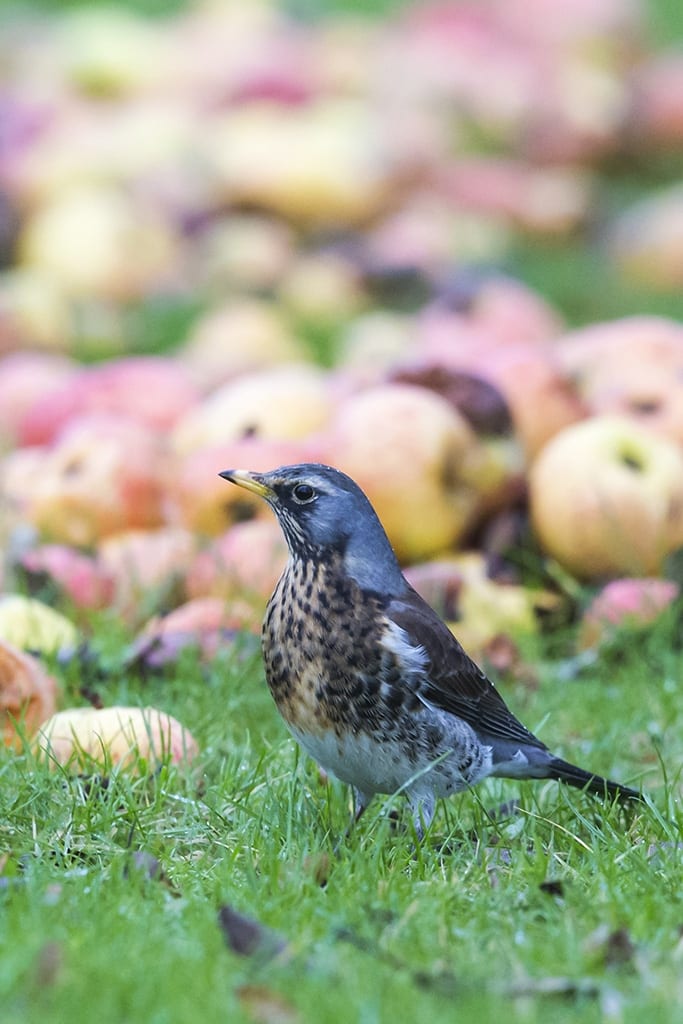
219, 463, 404, 594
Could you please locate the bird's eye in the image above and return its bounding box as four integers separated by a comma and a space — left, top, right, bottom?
292, 483, 316, 503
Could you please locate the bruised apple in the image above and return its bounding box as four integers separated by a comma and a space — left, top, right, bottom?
10, 415, 167, 546
36, 706, 199, 772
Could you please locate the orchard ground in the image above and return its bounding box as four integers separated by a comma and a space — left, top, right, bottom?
1, 608, 683, 1024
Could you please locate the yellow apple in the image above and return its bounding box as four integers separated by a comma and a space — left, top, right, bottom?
36, 706, 199, 772
322, 383, 488, 562
171, 365, 334, 456
178, 299, 305, 389
530, 415, 683, 578
20, 183, 180, 301
0, 595, 78, 655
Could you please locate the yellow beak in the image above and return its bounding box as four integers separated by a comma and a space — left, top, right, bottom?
218, 468, 275, 500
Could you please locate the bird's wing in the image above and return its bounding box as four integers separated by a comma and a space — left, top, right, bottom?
387, 586, 548, 751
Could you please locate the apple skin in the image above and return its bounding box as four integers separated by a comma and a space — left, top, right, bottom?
168, 436, 318, 536
555, 316, 683, 445
608, 185, 683, 291
404, 552, 557, 658
529, 415, 683, 579
0, 594, 78, 654
7, 414, 168, 547
136, 597, 262, 666
0, 269, 73, 354
170, 365, 334, 457
19, 182, 180, 302
20, 544, 115, 612
0, 638, 58, 748
321, 383, 489, 563
18, 356, 200, 446
178, 299, 304, 389
35, 706, 199, 773
186, 518, 287, 605
578, 578, 680, 650
0, 351, 76, 449
97, 527, 198, 624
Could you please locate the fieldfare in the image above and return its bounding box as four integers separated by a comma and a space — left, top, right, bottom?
220, 463, 640, 837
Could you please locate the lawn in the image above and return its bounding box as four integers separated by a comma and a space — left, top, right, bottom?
1, 607, 682, 1024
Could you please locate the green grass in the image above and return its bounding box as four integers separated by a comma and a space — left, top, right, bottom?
1, 611, 682, 1023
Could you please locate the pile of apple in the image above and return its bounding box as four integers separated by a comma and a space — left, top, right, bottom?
1, 0, 682, 764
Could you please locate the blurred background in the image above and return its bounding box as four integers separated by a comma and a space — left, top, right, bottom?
2, 0, 683, 664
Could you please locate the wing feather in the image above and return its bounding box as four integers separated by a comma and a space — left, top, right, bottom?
388, 586, 548, 752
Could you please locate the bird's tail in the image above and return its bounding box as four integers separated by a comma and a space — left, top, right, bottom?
547, 757, 641, 803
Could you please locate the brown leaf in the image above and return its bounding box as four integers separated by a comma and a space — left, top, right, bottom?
33, 941, 63, 988
236, 985, 299, 1024
303, 852, 331, 888
218, 905, 288, 961
584, 925, 636, 968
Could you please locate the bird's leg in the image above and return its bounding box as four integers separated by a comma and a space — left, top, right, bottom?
333, 788, 373, 854
352, 787, 372, 825
407, 790, 435, 843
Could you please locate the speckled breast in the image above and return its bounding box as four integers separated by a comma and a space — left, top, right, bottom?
261, 554, 390, 740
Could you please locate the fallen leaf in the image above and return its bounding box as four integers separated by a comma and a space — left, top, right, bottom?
584, 925, 636, 969
236, 985, 299, 1024
33, 941, 63, 987
218, 905, 288, 961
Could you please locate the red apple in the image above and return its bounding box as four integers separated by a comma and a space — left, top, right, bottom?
36, 706, 199, 772
0, 351, 76, 448
0, 638, 58, 747
9, 414, 168, 547
20, 544, 115, 611
98, 527, 198, 623
18, 356, 200, 446
186, 518, 287, 605
578, 577, 680, 650
167, 436, 317, 536
135, 596, 261, 665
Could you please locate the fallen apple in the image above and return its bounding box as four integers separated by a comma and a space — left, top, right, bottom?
20, 543, 115, 611
170, 365, 334, 456
36, 705, 199, 772
0, 594, 78, 654
0, 638, 58, 747
578, 577, 680, 650
322, 383, 488, 562
530, 415, 683, 579
14, 414, 168, 547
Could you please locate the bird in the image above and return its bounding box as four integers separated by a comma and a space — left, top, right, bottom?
219, 463, 641, 837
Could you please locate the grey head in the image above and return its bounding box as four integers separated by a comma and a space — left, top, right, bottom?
219, 462, 406, 596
